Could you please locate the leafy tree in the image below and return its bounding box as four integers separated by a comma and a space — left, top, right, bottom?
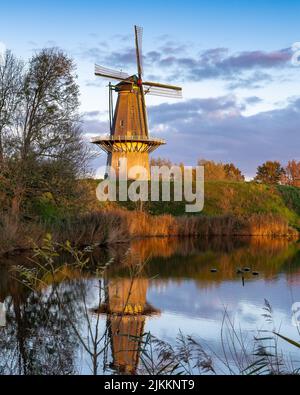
198, 159, 245, 182
151, 158, 246, 183
150, 157, 173, 168
0, 48, 91, 218
285, 160, 300, 187
224, 163, 245, 182
197, 159, 226, 181
255, 161, 285, 185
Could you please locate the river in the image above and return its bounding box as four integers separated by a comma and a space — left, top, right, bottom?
0, 236, 299, 375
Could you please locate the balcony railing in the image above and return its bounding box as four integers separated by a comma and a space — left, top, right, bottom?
91, 134, 166, 145
91, 134, 166, 154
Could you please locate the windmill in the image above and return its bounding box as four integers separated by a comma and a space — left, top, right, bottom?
91, 25, 182, 180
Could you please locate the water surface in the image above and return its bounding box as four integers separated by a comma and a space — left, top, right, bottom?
0, 237, 299, 375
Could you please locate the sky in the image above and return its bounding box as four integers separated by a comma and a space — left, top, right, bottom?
1, 0, 300, 178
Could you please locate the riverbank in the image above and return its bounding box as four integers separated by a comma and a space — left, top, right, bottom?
1, 180, 300, 257
0, 208, 298, 257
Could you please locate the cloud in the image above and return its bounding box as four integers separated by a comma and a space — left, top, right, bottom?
162, 48, 293, 82
147, 51, 162, 63
79, 35, 293, 89
85, 79, 103, 87
244, 96, 263, 104
218, 48, 291, 70
82, 110, 103, 118
82, 111, 109, 136
81, 112, 112, 173
104, 47, 137, 69
149, 95, 244, 125
111, 33, 132, 43
226, 71, 273, 89
79, 46, 107, 62
147, 96, 300, 177
28, 40, 38, 47
45, 40, 57, 47
158, 40, 188, 55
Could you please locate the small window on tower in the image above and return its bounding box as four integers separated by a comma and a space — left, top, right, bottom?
120, 120, 124, 127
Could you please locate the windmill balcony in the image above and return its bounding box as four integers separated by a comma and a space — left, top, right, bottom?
91, 134, 166, 153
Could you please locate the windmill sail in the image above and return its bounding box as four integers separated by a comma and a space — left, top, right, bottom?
143, 81, 182, 98
134, 25, 143, 77
134, 25, 148, 135
95, 64, 130, 81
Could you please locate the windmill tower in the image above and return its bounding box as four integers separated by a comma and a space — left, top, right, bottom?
106, 278, 151, 374
93, 276, 160, 374
91, 26, 182, 180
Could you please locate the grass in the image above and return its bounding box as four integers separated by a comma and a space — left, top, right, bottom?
101, 180, 300, 229
277, 184, 300, 219
111, 181, 300, 235
25, 180, 300, 232
1, 180, 300, 256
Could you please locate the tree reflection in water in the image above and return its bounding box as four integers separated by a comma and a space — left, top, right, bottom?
0, 271, 82, 374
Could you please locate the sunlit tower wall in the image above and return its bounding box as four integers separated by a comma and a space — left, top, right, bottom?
92, 78, 165, 180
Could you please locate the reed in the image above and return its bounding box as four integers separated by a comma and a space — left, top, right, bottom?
0, 209, 298, 256
121, 210, 298, 238
0, 215, 43, 255
49, 210, 129, 246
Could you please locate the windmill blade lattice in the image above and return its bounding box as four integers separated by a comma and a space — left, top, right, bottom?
143, 85, 182, 98
95, 64, 130, 81
134, 25, 143, 77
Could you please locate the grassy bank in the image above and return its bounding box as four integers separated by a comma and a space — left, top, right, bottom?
30, 179, 300, 229
1, 181, 300, 256
116, 181, 300, 226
